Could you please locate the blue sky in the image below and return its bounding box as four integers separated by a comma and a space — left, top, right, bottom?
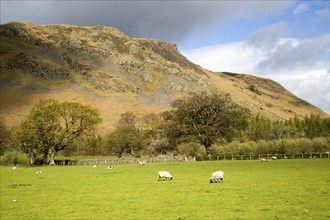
1, 0, 329, 112
182, 1, 329, 49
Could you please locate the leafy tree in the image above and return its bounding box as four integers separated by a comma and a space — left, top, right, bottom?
14, 99, 102, 165
0, 119, 12, 156
165, 92, 251, 155
247, 113, 272, 141
142, 113, 163, 141
119, 111, 137, 126
271, 123, 294, 139
108, 112, 144, 157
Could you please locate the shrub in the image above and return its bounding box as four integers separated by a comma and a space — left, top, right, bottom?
177, 142, 205, 157
0, 151, 28, 165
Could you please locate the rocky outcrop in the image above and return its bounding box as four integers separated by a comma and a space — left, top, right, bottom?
15, 53, 70, 80
118, 58, 153, 83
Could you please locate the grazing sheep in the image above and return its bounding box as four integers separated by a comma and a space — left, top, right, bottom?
271, 156, 277, 160
92, 165, 97, 168
158, 170, 173, 181
261, 158, 267, 162
35, 170, 42, 174
138, 160, 146, 165
107, 166, 112, 170
12, 166, 17, 170
210, 171, 224, 183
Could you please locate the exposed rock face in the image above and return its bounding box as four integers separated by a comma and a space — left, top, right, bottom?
15, 53, 70, 80
118, 59, 153, 83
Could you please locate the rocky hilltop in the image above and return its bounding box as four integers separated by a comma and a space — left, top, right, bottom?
0, 22, 326, 134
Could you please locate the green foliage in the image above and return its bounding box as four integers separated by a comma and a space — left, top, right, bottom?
108, 112, 145, 157
14, 99, 102, 165
0, 151, 28, 165
247, 113, 272, 141
215, 137, 330, 156
0, 120, 12, 156
246, 114, 329, 142
177, 142, 205, 157
61, 135, 108, 157
165, 91, 251, 154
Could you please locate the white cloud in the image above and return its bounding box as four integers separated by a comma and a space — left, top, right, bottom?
277, 71, 329, 113
293, 3, 309, 16
182, 36, 330, 113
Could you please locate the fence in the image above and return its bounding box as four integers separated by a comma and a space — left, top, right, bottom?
196, 152, 330, 161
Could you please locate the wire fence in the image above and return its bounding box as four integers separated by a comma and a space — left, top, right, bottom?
196, 153, 330, 161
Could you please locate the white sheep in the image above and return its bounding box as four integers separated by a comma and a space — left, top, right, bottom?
158, 170, 173, 181
92, 165, 97, 168
210, 171, 224, 183
261, 158, 267, 162
271, 156, 277, 160
12, 166, 17, 170
35, 170, 42, 174
107, 166, 112, 170
138, 160, 146, 165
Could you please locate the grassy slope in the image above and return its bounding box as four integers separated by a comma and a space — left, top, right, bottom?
0, 22, 328, 134
1, 160, 329, 219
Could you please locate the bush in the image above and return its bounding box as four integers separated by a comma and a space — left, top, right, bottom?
0, 151, 28, 165
177, 142, 205, 157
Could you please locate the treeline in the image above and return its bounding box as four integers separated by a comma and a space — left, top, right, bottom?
0, 92, 329, 165
247, 113, 330, 141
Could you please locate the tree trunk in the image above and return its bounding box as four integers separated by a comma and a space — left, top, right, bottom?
204, 143, 212, 156
42, 151, 49, 165
28, 153, 35, 165
49, 150, 56, 165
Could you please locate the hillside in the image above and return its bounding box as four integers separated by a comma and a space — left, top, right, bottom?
0, 22, 327, 134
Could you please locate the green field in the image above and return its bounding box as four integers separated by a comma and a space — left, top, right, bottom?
1, 159, 329, 219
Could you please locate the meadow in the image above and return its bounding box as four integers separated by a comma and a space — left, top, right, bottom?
1, 159, 329, 220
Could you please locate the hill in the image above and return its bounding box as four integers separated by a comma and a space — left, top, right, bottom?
0, 22, 327, 134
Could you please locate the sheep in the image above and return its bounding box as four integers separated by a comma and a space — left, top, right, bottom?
158, 170, 173, 181
107, 166, 112, 170
12, 166, 17, 170
35, 170, 42, 174
92, 165, 97, 168
271, 156, 277, 160
210, 171, 224, 183
261, 158, 267, 162
138, 160, 146, 165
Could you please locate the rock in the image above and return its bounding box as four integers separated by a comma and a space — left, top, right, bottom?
15, 53, 70, 80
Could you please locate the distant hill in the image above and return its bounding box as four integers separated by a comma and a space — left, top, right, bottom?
0, 22, 327, 134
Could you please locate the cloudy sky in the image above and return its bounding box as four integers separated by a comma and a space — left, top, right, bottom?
1, 0, 329, 113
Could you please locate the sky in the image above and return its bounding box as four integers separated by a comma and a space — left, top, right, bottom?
1, 0, 329, 113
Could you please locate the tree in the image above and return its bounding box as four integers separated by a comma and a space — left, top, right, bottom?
165, 92, 251, 155
247, 113, 272, 141
0, 119, 11, 156
108, 112, 144, 157
14, 99, 102, 165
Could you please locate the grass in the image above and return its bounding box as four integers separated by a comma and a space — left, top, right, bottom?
1, 159, 329, 219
